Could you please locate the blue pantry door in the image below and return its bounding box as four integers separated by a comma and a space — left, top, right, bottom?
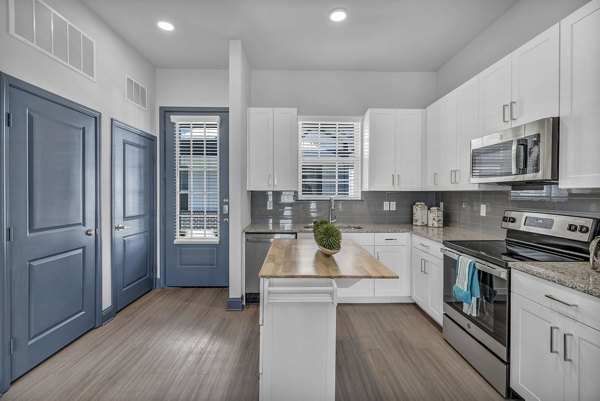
164, 110, 229, 286
8, 83, 98, 380
112, 120, 156, 311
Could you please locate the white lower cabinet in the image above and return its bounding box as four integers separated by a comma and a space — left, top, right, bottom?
511, 271, 600, 401
411, 238, 443, 325
337, 233, 376, 299
373, 242, 411, 298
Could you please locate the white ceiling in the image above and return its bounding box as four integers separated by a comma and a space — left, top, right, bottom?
81, 0, 518, 71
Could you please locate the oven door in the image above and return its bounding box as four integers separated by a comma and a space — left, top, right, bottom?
441, 248, 510, 361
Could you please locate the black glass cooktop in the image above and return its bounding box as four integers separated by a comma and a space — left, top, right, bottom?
443, 240, 586, 268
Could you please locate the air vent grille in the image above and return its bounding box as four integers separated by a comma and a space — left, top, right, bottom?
126, 76, 148, 109
9, 0, 96, 80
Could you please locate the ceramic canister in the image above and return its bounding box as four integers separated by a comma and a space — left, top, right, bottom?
428, 207, 443, 228
413, 202, 428, 226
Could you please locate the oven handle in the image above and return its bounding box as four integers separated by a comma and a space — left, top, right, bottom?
441, 248, 508, 280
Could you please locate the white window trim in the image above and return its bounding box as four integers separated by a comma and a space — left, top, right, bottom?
297, 115, 362, 200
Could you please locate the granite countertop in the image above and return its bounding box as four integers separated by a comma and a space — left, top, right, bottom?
244, 222, 502, 244
259, 239, 398, 279
509, 261, 600, 298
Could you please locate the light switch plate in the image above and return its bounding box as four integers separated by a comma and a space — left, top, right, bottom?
383, 201, 390, 211
390, 201, 396, 211
480, 204, 486, 216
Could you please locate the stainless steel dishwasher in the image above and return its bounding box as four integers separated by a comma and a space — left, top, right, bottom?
245, 233, 296, 303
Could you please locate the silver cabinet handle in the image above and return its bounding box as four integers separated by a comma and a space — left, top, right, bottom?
455, 170, 461, 184
510, 101, 518, 121
433, 172, 438, 186
545, 294, 578, 308
423, 260, 428, 274
420, 243, 430, 248
564, 333, 573, 362
420, 259, 424, 273
397, 174, 400, 187
392, 174, 395, 186
450, 170, 454, 184
268, 174, 272, 187
377, 251, 380, 260
85, 228, 97, 236
550, 326, 559, 354
502, 104, 510, 122
274, 175, 277, 187
114, 225, 128, 231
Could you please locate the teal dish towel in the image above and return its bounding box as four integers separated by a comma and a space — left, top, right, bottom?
453, 255, 480, 306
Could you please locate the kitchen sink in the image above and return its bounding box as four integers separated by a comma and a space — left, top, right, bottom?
303, 224, 364, 230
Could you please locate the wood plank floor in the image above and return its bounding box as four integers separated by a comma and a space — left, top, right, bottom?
3, 288, 503, 401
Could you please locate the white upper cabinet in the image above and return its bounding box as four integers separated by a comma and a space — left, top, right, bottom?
478, 55, 512, 136
438, 93, 458, 190
424, 102, 442, 190
559, 0, 600, 189
479, 24, 559, 137
455, 77, 480, 189
363, 109, 424, 191
247, 107, 298, 191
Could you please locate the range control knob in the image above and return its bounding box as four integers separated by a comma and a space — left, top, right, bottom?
502, 216, 509, 222
579, 225, 590, 234
508, 217, 517, 223
567, 224, 578, 232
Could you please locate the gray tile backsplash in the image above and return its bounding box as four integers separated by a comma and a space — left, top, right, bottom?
251, 186, 600, 238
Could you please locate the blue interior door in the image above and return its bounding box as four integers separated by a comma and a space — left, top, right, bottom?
112, 120, 155, 311
8, 84, 98, 380
164, 110, 229, 287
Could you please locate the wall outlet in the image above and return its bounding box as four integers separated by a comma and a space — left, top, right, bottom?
383, 201, 390, 211
480, 203, 487, 216
390, 201, 396, 211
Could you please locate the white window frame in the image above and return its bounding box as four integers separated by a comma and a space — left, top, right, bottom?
297, 116, 362, 200
171, 115, 221, 244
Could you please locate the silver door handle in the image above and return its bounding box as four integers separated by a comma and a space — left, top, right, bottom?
502, 104, 510, 123
550, 326, 559, 354
510, 101, 518, 121
564, 333, 573, 362
85, 228, 97, 236
114, 224, 128, 231
544, 294, 578, 308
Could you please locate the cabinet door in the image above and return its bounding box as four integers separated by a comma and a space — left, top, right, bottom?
424, 102, 442, 190
478, 55, 512, 136
510, 292, 564, 401
395, 110, 424, 190
439, 94, 457, 190
273, 108, 298, 190
411, 249, 428, 308
455, 77, 479, 189
337, 245, 375, 299
564, 319, 600, 401
511, 23, 559, 126
247, 108, 274, 190
363, 109, 396, 190
374, 245, 410, 297
559, 0, 600, 189
425, 256, 443, 325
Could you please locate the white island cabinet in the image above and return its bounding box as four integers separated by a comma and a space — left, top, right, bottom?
259, 239, 397, 401
511, 270, 600, 401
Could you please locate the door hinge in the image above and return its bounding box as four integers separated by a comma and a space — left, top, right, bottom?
6, 227, 13, 242
6, 112, 12, 127
10, 338, 14, 355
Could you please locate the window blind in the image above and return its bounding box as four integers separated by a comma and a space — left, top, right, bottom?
298, 120, 361, 199
171, 116, 220, 242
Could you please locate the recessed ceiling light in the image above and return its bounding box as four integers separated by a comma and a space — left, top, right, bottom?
329, 8, 347, 22
157, 21, 174, 31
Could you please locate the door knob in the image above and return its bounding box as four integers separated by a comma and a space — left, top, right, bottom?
115, 224, 128, 231
85, 228, 96, 236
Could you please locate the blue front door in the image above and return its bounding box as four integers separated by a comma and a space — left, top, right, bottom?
7, 81, 98, 380
163, 110, 229, 286
112, 120, 156, 311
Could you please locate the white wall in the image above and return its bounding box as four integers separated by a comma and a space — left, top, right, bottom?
228, 40, 251, 304
155, 69, 228, 108
436, 0, 590, 97
0, 0, 156, 310
251, 70, 437, 115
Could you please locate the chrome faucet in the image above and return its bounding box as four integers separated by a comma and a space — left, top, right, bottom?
328, 197, 336, 223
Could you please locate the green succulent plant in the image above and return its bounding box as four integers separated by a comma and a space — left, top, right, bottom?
314, 222, 342, 251
312, 220, 330, 240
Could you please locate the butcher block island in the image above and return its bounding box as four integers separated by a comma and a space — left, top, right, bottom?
258, 239, 398, 401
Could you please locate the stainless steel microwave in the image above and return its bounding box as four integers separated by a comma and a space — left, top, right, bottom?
470, 117, 559, 184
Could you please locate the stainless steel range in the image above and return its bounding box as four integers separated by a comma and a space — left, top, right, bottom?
442, 210, 600, 397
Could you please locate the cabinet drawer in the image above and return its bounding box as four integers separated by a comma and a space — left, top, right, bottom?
411, 236, 443, 258
345, 233, 375, 246
374, 233, 409, 246
512, 270, 600, 331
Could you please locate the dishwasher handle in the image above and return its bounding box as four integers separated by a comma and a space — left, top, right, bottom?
246, 238, 275, 244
